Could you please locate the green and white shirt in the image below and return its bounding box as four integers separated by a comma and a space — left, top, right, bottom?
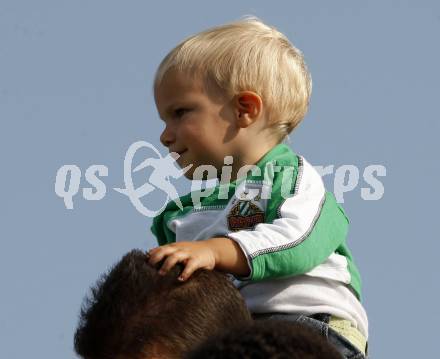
151, 144, 368, 338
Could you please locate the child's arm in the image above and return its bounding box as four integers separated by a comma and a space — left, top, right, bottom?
147, 237, 250, 281
223, 157, 350, 282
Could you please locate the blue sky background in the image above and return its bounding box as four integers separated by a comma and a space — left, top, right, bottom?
1, 1, 439, 357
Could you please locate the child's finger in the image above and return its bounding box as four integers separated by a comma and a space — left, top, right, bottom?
158, 251, 187, 275
178, 258, 201, 281
148, 246, 175, 266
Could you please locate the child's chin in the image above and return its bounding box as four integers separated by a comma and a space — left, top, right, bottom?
187, 168, 219, 181
183, 171, 194, 180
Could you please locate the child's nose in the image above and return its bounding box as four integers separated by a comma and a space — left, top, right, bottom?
160, 125, 175, 147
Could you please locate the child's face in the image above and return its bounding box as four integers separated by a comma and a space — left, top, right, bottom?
154, 70, 239, 179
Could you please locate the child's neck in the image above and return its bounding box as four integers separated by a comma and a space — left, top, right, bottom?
227, 142, 279, 183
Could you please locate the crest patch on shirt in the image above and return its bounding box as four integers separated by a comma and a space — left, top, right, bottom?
227, 199, 265, 231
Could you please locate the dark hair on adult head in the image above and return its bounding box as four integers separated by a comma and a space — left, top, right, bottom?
74, 249, 252, 359
185, 319, 343, 359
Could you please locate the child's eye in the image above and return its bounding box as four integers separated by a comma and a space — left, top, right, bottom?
174, 108, 190, 117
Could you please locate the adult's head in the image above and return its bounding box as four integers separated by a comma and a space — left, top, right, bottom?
74, 249, 252, 359
185, 320, 343, 359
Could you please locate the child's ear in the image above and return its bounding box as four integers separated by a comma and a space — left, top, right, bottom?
234, 91, 263, 128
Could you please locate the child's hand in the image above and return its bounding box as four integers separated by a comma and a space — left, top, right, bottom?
147, 241, 217, 281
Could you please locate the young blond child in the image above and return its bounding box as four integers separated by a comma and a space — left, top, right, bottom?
147, 17, 369, 357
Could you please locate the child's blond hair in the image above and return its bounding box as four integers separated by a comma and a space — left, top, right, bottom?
154, 16, 312, 142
